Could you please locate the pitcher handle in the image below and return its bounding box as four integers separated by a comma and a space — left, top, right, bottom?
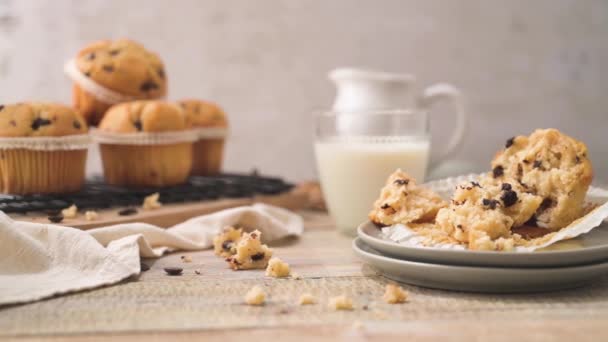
418, 83, 467, 169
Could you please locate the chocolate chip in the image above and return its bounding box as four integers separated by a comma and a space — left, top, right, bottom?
394, 179, 409, 186
0, 105, 4, 111
250, 232, 258, 239
471, 181, 481, 188
194, 270, 201, 275
133, 120, 142, 131
118, 207, 138, 216
251, 253, 265, 261
222, 240, 233, 251
539, 198, 553, 212
380, 203, 391, 209
482, 198, 499, 210
140, 81, 159, 92
533, 160, 542, 169
575, 155, 581, 164
73, 120, 81, 129
109, 49, 120, 56
501, 190, 518, 207
48, 214, 64, 223
84, 71, 91, 77
164, 267, 183, 276
140, 263, 150, 272
457, 224, 463, 229
501, 183, 512, 191
31, 118, 52, 130
9, 120, 16, 127
492, 165, 504, 178
157, 67, 165, 79
505, 137, 515, 148
523, 159, 530, 164
524, 216, 538, 227
102, 65, 114, 72
86, 52, 95, 60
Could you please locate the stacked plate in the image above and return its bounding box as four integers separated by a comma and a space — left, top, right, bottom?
354, 221, 608, 293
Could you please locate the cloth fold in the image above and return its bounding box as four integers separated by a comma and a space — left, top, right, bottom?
0, 204, 303, 306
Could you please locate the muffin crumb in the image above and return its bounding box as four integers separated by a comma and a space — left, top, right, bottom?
298, 293, 316, 305
180, 255, 192, 263
142, 193, 162, 210
265, 257, 291, 278
328, 295, 354, 311
85, 210, 98, 221
382, 284, 408, 304
61, 205, 78, 218
245, 285, 266, 306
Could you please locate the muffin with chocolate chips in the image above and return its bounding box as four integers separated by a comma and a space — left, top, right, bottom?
72, 39, 167, 125
0, 103, 88, 194
97, 100, 193, 187
178, 99, 228, 176
490, 129, 593, 230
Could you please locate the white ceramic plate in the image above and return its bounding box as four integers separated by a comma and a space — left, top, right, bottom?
353, 238, 608, 293
358, 221, 608, 267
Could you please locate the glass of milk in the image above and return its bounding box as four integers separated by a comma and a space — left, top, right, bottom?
314, 110, 430, 235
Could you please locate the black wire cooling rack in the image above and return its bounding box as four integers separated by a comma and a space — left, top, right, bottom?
0, 172, 293, 214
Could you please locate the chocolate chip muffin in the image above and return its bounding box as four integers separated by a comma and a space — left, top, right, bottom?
369, 169, 447, 226
0, 103, 88, 194
72, 39, 167, 125
490, 129, 593, 230
97, 100, 193, 187
178, 99, 228, 176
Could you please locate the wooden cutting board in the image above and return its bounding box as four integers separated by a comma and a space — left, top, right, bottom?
8, 190, 309, 230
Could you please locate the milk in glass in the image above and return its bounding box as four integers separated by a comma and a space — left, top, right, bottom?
314, 137, 430, 235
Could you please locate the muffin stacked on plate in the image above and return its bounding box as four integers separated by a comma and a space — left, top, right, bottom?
369, 128, 594, 251
0, 103, 89, 194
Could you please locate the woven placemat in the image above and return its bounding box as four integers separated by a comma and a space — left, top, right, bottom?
2, 214, 608, 337
1, 274, 608, 336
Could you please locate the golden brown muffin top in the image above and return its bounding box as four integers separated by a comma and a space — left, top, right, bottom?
98, 100, 188, 133
178, 99, 228, 128
0, 103, 88, 137
75, 39, 167, 98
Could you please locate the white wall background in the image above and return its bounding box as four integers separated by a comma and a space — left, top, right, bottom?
1, 0, 607, 182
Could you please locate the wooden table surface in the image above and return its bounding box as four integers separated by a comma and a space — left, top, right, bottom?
3, 211, 608, 341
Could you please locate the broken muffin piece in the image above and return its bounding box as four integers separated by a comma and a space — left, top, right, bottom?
213, 226, 243, 258
369, 169, 447, 226
491, 129, 593, 230
435, 177, 542, 250
328, 295, 354, 311
226, 230, 273, 270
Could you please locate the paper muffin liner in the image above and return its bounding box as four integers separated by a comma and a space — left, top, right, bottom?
90, 128, 199, 145
194, 127, 228, 140
0, 134, 91, 151
191, 139, 225, 176
381, 173, 608, 252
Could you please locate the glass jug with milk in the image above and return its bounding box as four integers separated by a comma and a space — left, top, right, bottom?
314, 68, 467, 235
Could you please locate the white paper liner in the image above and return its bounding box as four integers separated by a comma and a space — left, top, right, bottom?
193, 127, 228, 140
0, 134, 90, 151
90, 128, 199, 145
381, 173, 608, 252
64, 59, 165, 105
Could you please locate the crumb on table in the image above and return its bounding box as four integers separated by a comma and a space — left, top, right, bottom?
142, 192, 162, 210
85, 210, 98, 221
328, 295, 354, 311
61, 204, 78, 218
298, 293, 316, 305
382, 284, 408, 304
265, 257, 291, 278
245, 285, 266, 306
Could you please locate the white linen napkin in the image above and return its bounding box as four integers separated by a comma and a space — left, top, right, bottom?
0, 203, 303, 306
